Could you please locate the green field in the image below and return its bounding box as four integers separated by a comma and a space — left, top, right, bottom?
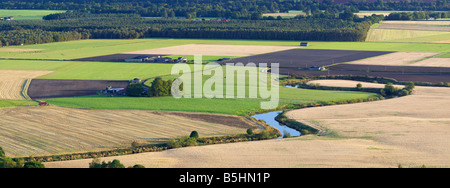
45, 88, 379, 115
0, 9, 65, 20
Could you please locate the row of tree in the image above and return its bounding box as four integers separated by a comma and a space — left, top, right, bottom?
0, 12, 382, 47
385, 11, 450, 20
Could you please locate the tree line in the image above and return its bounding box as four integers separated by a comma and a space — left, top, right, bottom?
385, 11, 450, 20
0, 12, 383, 47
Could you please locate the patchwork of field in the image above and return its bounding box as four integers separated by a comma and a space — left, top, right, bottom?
0, 70, 52, 100
45, 80, 450, 168
0, 106, 258, 157
123, 44, 299, 57
279, 67, 450, 83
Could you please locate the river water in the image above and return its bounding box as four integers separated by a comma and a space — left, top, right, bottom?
251, 111, 301, 138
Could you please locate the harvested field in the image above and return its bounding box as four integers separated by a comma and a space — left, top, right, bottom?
27, 79, 130, 99
376, 23, 450, 32
277, 67, 450, 83
411, 58, 450, 67
346, 52, 438, 66
382, 21, 450, 26
45, 81, 450, 168
329, 64, 450, 73
224, 49, 392, 68
123, 44, 299, 57
0, 70, 52, 100
0, 106, 258, 157
0, 48, 43, 52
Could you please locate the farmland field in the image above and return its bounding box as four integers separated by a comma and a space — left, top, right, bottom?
0, 70, 52, 100
0, 106, 259, 157
45, 80, 450, 168
366, 20, 450, 43
0, 34, 448, 168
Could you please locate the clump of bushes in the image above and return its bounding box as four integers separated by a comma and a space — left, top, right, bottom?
89, 158, 145, 168
1, 146, 45, 168
380, 82, 415, 98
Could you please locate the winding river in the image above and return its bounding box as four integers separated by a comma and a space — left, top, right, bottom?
251, 111, 301, 138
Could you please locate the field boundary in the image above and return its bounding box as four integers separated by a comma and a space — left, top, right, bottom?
21, 78, 32, 101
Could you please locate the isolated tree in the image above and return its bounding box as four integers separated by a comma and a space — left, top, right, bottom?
246, 128, 254, 136
356, 83, 363, 90
190, 131, 199, 139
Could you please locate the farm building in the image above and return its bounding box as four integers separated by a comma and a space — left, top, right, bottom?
100, 86, 126, 96
309, 66, 326, 71
300, 42, 309, 47
148, 57, 172, 63
125, 55, 150, 62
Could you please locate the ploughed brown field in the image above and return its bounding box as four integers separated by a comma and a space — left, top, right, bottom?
223, 49, 392, 68
27, 79, 130, 99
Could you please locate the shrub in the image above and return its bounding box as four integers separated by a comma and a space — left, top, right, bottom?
23, 161, 45, 168
130, 164, 145, 168
89, 159, 125, 168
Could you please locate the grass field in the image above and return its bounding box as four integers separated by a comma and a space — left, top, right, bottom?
44, 87, 379, 116
0, 9, 65, 20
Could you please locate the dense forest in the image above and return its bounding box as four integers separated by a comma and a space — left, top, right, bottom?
0, 11, 384, 46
